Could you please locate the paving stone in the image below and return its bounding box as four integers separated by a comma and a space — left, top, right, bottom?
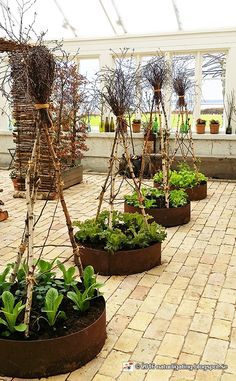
114, 329, 142, 353
128, 312, 154, 331
107, 315, 132, 336
138, 274, 157, 288
138, 295, 163, 314
99, 334, 118, 358
176, 299, 198, 317
118, 298, 142, 317
171, 276, 190, 290
183, 285, 204, 300
147, 355, 176, 381
219, 288, 236, 304
202, 284, 222, 299
190, 313, 213, 334
215, 302, 235, 321
131, 337, 160, 362
182, 331, 208, 355
99, 350, 130, 378
144, 317, 170, 340
210, 319, 231, 340
202, 338, 228, 363
68, 357, 104, 381
92, 375, 115, 381
157, 333, 184, 357
167, 316, 192, 336
129, 285, 150, 301
164, 288, 184, 304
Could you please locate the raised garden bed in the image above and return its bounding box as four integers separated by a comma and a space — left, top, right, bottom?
153, 164, 207, 201
124, 201, 190, 227
124, 187, 191, 227
154, 181, 207, 201
0, 296, 106, 378
62, 164, 83, 189
75, 242, 161, 276
74, 211, 166, 275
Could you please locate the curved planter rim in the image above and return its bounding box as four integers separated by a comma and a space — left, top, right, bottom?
76, 242, 162, 276
124, 201, 191, 228
153, 181, 207, 201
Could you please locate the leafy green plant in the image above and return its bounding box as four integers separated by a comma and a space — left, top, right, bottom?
125, 187, 188, 209
210, 119, 219, 124
36, 259, 56, 283
0, 265, 11, 295
74, 211, 166, 253
67, 287, 92, 312
41, 288, 66, 327
83, 265, 103, 298
153, 164, 207, 189
57, 261, 77, 289
67, 266, 103, 312
196, 118, 206, 124
16, 261, 28, 283
0, 291, 26, 336
169, 189, 188, 208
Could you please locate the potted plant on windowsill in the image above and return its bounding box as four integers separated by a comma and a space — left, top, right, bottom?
124, 187, 190, 227
132, 118, 141, 133
210, 119, 220, 134
153, 163, 207, 201
196, 118, 206, 134
73, 210, 167, 275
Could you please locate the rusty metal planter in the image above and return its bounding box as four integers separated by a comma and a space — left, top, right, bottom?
154, 182, 207, 201
75, 242, 162, 276
0, 297, 106, 379
124, 202, 191, 227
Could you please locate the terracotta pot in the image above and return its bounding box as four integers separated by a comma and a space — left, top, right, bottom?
75, 242, 162, 275
196, 124, 205, 134
154, 182, 207, 201
124, 202, 191, 227
210, 123, 219, 134
0, 297, 106, 378
132, 123, 141, 133
0, 210, 8, 221
11, 178, 18, 190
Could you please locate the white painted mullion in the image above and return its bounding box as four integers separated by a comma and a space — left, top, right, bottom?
193, 52, 203, 132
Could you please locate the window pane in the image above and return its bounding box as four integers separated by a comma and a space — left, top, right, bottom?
200, 78, 223, 128
171, 54, 195, 130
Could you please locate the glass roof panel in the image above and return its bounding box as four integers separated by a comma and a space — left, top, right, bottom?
0, 0, 236, 40
176, 0, 236, 31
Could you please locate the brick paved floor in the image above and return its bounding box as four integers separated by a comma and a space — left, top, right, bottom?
0, 170, 235, 381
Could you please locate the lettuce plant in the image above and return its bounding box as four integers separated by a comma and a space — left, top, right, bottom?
74, 211, 166, 253
0, 291, 26, 336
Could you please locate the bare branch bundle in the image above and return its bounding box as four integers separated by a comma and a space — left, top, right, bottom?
94, 49, 139, 124
173, 68, 193, 108
142, 55, 171, 108
27, 45, 55, 127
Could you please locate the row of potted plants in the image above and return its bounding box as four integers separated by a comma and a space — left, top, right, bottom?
130, 118, 221, 134
196, 118, 220, 134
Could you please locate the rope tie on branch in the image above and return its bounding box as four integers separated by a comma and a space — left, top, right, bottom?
34, 104, 50, 110
26, 274, 36, 286
154, 89, 161, 93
